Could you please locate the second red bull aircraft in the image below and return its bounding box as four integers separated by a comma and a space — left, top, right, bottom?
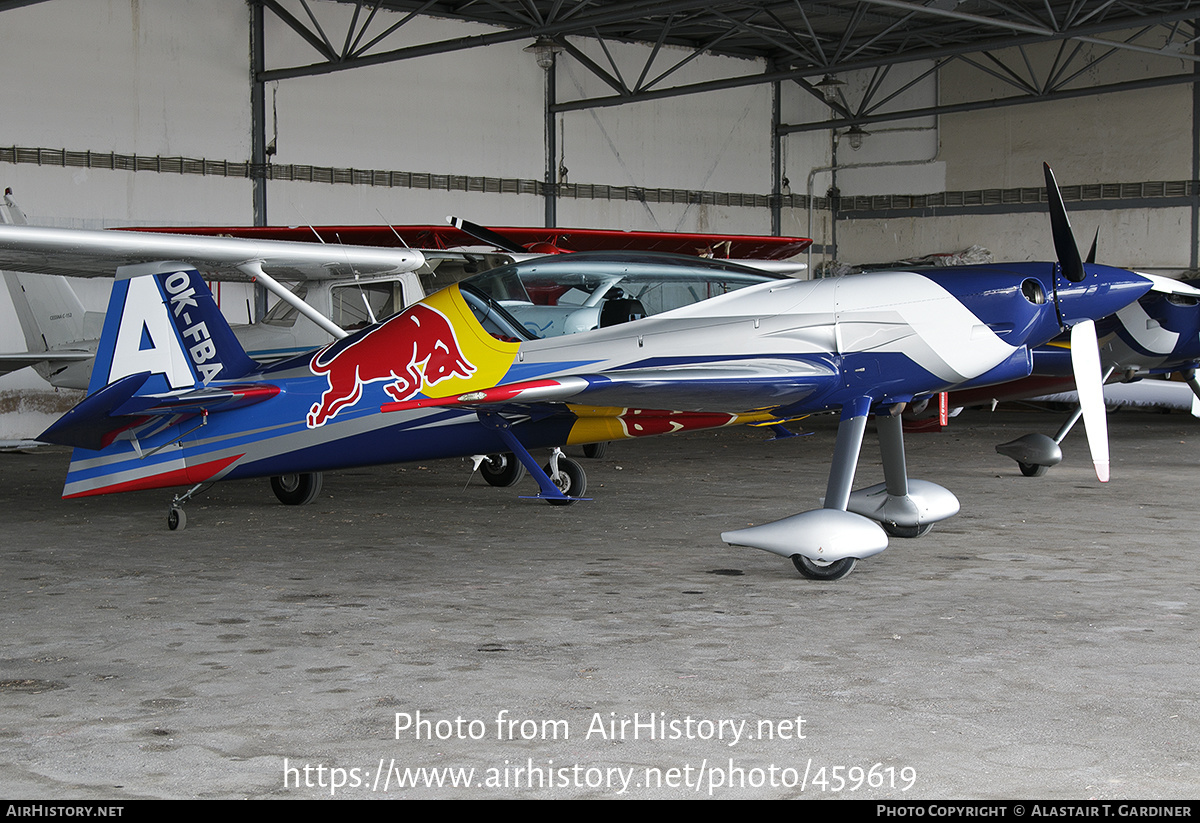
9, 166, 1191, 580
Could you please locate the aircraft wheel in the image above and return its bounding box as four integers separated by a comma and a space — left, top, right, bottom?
544, 457, 586, 506
883, 521, 934, 539
271, 472, 324, 505
582, 442, 608, 459
167, 507, 186, 531
480, 453, 526, 487
791, 555, 856, 581
1018, 461, 1049, 477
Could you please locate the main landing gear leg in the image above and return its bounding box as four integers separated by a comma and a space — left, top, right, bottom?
723, 397, 886, 581
476, 412, 589, 505
1182, 368, 1200, 413
845, 411, 960, 538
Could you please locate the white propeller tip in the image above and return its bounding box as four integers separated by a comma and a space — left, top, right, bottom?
1094, 462, 1110, 483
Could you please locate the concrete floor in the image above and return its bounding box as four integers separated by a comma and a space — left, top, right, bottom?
1, 408, 1197, 799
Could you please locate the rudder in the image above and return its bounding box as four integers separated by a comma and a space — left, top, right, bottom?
88, 262, 257, 395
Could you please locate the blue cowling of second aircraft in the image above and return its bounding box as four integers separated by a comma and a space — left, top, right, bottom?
1111, 278, 1200, 363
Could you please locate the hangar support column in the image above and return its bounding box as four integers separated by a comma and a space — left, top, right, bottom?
1193, 36, 1200, 270
250, 2, 268, 320
771, 75, 782, 236
543, 48, 558, 228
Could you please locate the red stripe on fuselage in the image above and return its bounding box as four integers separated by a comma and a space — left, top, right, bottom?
63, 454, 245, 498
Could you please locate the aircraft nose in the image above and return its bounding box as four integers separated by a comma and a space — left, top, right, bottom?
1058, 265, 1154, 327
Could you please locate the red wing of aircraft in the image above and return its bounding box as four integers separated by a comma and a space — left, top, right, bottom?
129, 222, 812, 260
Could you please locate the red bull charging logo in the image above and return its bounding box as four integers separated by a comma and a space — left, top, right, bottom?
307, 303, 476, 428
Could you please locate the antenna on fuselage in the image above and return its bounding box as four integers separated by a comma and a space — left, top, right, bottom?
376, 209, 412, 250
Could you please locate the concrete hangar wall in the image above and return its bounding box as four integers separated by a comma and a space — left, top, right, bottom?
0, 0, 788, 232
822, 44, 1197, 274
2, 3, 1192, 258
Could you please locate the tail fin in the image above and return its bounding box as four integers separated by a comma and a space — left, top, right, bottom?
3, 269, 94, 355
40, 266, 272, 497
41, 264, 260, 451
1, 190, 100, 388
87, 263, 257, 395
3, 190, 90, 353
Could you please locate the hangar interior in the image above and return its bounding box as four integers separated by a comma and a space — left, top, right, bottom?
4, 0, 1198, 432
3, 1, 1200, 800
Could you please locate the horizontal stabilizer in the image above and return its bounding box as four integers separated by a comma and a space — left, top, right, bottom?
0, 350, 92, 375
40, 377, 282, 451
118, 383, 281, 417
38, 372, 152, 450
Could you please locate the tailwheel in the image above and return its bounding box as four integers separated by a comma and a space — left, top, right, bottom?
270, 472, 324, 505
544, 457, 586, 506
166, 483, 204, 531
480, 453, 526, 487
792, 555, 856, 581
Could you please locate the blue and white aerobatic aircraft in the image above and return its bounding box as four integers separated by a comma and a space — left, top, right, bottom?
1, 165, 1185, 579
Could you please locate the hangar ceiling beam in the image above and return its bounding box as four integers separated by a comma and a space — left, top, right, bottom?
778, 71, 1200, 135
550, 6, 1200, 114
780, 17, 1199, 133
248, 3, 1200, 129
255, 0, 723, 83
862, 0, 1200, 65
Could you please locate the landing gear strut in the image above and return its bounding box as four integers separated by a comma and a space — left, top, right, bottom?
475, 412, 589, 505
724, 400, 958, 580
167, 482, 205, 531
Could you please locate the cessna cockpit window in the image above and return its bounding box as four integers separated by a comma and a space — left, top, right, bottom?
332, 280, 404, 330
262, 283, 309, 327
460, 252, 782, 339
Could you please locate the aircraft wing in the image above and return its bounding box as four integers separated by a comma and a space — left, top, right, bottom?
131, 224, 813, 260
0, 224, 425, 281
380, 359, 839, 418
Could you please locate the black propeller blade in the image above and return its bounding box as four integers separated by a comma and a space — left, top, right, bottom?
1044, 163, 1086, 283
447, 215, 531, 255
